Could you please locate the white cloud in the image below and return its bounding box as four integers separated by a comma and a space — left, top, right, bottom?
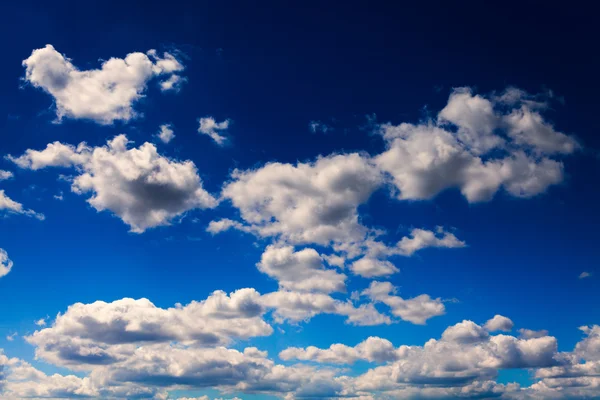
396, 227, 465, 256
376, 87, 576, 203
9, 135, 217, 232
23, 45, 185, 124
579, 271, 592, 279
257, 245, 347, 293
0, 190, 44, 220
157, 123, 175, 143
362, 281, 445, 325
0, 170, 13, 181
350, 257, 398, 278
280, 336, 399, 364
5, 333, 16, 342
159, 73, 186, 92
198, 117, 230, 145
518, 328, 550, 339
34, 318, 46, 327
26, 289, 272, 369
484, 314, 514, 332
0, 248, 13, 278
309, 120, 333, 134
260, 290, 390, 326
219, 153, 382, 247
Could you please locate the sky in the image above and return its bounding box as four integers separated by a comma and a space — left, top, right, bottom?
0, 1, 600, 399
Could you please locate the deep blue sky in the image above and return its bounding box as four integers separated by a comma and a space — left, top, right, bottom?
0, 1, 599, 399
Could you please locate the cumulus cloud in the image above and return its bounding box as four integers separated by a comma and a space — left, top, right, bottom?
257, 245, 347, 293
362, 281, 445, 325
219, 153, 382, 247
156, 123, 175, 143
0, 248, 13, 278
9, 135, 217, 232
484, 314, 514, 332
22, 45, 185, 124
376, 87, 577, 203
350, 257, 399, 278
519, 328, 550, 339
0, 170, 13, 181
198, 117, 230, 145
0, 190, 44, 220
26, 289, 271, 369
260, 290, 390, 326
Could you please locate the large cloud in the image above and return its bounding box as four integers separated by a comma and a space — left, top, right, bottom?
9, 135, 217, 232
26, 289, 272, 369
23, 45, 184, 124
376, 87, 577, 203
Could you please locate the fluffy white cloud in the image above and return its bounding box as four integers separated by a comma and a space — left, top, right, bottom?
23, 45, 184, 124
280, 336, 399, 364
362, 281, 445, 325
484, 314, 514, 332
257, 245, 347, 293
376, 87, 577, 203
26, 289, 272, 369
219, 153, 382, 247
0, 170, 13, 181
157, 123, 175, 143
9, 135, 217, 232
350, 257, 398, 278
576, 325, 600, 361
198, 117, 230, 145
0, 248, 13, 278
260, 290, 390, 326
0, 190, 44, 220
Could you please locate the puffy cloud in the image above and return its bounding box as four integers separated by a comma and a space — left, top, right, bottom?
157, 124, 175, 143
519, 329, 550, 339
219, 153, 382, 247
0, 248, 13, 278
198, 117, 230, 146
34, 318, 46, 327
350, 257, 398, 278
0, 170, 13, 181
376, 87, 576, 203
484, 315, 514, 332
26, 289, 272, 369
0, 190, 44, 220
576, 325, 600, 361
257, 245, 347, 293
396, 227, 465, 256
280, 336, 399, 365
22, 45, 184, 124
260, 290, 390, 326
362, 281, 445, 325
9, 135, 217, 232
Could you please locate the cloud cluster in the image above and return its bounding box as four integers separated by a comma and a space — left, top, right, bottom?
23, 45, 185, 124
9, 135, 217, 232
376, 87, 577, 203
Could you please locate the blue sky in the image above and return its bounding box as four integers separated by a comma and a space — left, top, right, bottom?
1, 1, 600, 399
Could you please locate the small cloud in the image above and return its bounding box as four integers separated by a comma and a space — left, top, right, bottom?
579, 271, 592, 279
309, 120, 333, 134
198, 117, 230, 146
6, 332, 17, 341
35, 318, 47, 327
156, 124, 175, 143
0, 170, 14, 181
54, 191, 64, 201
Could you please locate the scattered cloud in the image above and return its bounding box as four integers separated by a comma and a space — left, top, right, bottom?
9, 135, 217, 232
0, 170, 13, 181
309, 120, 333, 134
0, 190, 44, 220
157, 123, 175, 143
484, 314, 514, 332
34, 318, 46, 327
22, 45, 185, 124
579, 271, 592, 279
198, 117, 230, 145
0, 248, 13, 278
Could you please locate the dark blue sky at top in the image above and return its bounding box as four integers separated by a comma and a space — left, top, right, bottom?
0, 0, 599, 387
